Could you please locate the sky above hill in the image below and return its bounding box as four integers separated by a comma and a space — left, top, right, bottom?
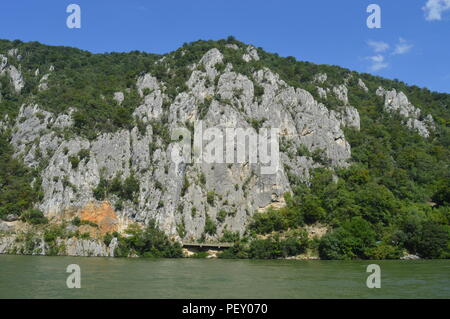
0, 0, 449, 93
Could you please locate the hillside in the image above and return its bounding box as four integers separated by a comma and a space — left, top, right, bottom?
0, 37, 448, 259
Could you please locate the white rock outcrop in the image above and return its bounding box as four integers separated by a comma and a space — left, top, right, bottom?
377, 87, 435, 137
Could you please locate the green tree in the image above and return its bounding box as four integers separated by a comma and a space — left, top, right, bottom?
115, 220, 182, 258
319, 217, 377, 260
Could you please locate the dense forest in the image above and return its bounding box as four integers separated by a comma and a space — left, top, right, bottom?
0, 37, 448, 259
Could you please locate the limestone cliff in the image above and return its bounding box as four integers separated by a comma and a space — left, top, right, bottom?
0, 40, 439, 250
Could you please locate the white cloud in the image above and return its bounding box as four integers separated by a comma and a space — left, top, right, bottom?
365, 38, 412, 72
423, 0, 450, 21
367, 55, 389, 72
393, 38, 413, 55
367, 40, 390, 53
369, 55, 384, 63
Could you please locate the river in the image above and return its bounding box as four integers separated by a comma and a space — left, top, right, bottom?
0, 255, 448, 298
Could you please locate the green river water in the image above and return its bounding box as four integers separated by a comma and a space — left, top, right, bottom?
0, 255, 448, 298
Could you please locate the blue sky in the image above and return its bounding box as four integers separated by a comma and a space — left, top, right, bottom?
0, 0, 449, 93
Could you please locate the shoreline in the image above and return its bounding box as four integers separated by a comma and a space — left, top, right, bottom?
0, 251, 424, 261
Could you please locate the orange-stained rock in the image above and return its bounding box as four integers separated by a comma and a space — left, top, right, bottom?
80, 201, 119, 235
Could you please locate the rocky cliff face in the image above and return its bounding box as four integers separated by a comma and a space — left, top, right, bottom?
376, 87, 435, 138
0, 50, 24, 94
0, 233, 117, 257
0, 42, 436, 245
